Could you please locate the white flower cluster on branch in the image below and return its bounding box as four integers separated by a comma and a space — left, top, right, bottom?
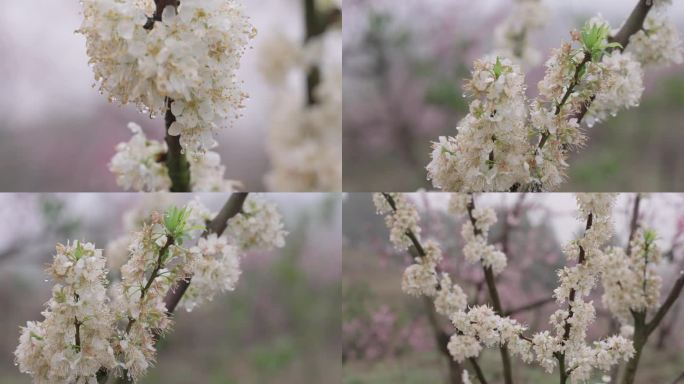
531, 194, 635, 383
110, 123, 241, 191
427, 1, 682, 192
492, 0, 549, 68
600, 228, 663, 323
260, 20, 342, 192
79, 0, 255, 156
373, 193, 640, 382
15, 195, 286, 383
427, 57, 530, 192
15, 241, 116, 384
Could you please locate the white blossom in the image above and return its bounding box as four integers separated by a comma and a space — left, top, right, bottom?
111, 123, 242, 192
585, 51, 644, 127
180, 234, 242, 312
15, 241, 116, 384
265, 30, 342, 192
492, 0, 549, 68
79, 0, 256, 156
627, 12, 683, 67
225, 194, 287, 251
427, 57, 531, 191
110, 123, 171, 192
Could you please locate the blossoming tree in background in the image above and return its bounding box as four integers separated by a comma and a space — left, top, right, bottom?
427, 0, 683, 192
14, 193, 286, 383
373, 193, 684, 384
78, 0, 254, 192
259, 0, 342, 191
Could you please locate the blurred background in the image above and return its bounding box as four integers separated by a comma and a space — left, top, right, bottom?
0, 0, 335, 191
343, 193, 684, 383
343, 0, 684, 191
0, 193, 341, 384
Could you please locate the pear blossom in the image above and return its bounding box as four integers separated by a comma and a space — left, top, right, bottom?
492, 0, 549, 68
224, 195, 287, 251
15, 241, 117, 384
627, 12, 683, 67
264, 30, 342, 192
110, 123, 171, 192
111, 123, 242, 192
17, 197, 287, 383
79, 0, 256, 157
427, 57, 531, 192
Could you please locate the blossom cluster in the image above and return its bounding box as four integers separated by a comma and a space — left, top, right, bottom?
427, 57, 531, 191
375, 193, 636, 382
109, 123, 242, 192
627, 12, 683, 67
449, 194, 507, 275
261, 27, 342, 192
372, 193, 421, 251
15, 241, 116, 384
79, 0, 255, 157
427, 1, 682, 192
530, 194, 635, 382
600, 228, 663, 323
492, 0, 549, 68
16, 195, 286, 383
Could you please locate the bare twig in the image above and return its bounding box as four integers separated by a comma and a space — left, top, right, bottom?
504, 296, 555, 316
670, 371, 684, 384
646, 272, 684, 336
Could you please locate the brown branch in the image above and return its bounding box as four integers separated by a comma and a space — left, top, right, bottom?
504, 296, 555, 316
383, 193, 484, 384
74, 317, 81, 351
164, 98, 191, 192
465, 195, 513, 384
162, 192, 249, 315
556, 212, 593, 384
144, 1, 190, 191
532, 0, 655, 192
670, 371, 684, 384
124, 235, 175, 334
102, 193, 249, 384
627, 194, 642, 252
575, 0, 654, 124
303, 0, 339, 105
646, 272, 684, 336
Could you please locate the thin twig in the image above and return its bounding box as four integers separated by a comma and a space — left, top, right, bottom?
646, 272, 684, 336
670, 371, 684, 384
382, 193, 480, 384
504, 296, 555, 316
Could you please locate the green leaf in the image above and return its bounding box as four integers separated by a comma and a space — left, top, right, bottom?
644, 229, 657, 245
492, 56, 504, 79
73, 241, 86, 260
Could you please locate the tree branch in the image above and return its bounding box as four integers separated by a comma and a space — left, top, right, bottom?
101, 193, 249, 384
303, 0, 340, 105
504, 296, 555, 316
465, 196, 513, 384
162, 192, 249, 315
145, 0, 190, 192
164, 98, 191, 192
627, 194, 642, 252
575, 0, 653, 124
646, 271, 684, 336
